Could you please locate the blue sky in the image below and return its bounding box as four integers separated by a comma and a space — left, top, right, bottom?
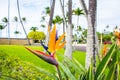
0, 0, 120, 38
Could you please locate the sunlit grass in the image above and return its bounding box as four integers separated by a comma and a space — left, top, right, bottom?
0, 45, 85, 73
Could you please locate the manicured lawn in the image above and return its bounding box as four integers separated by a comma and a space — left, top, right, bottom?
0, 45, 86, 73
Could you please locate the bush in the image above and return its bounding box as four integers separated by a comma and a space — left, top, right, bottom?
0, 53, 54, 80
28, 31, 46, 43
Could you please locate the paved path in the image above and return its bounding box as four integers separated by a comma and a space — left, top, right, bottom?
72, 44, 86, 52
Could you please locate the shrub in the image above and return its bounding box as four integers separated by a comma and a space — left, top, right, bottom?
28, 31, 46, 43
0, 53, 55, 80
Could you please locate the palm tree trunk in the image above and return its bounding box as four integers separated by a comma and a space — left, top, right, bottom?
17, 0, 31, 45
62, 0, 65, 34
64, 0, 73, 59
8, 0, 10, 44
79, 0, 98, 70
79, 0, 88, 18
59, 0, 67, 41
45, 0, 56, 46
59, 0, 67, 27
88, 0, 97, 74
0, 30, 2, 37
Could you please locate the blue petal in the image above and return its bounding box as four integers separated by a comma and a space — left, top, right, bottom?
56, 30, 58, 41
40, 41, 51, 55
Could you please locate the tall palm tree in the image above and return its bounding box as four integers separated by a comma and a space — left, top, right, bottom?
73, 8, 84, 27
14, 31, 20, 38
88, 0, 97, 74
2, 17, 10, 44
16, 0, 31, 45
45, 0, 56, 46
40, 24, 45, 31
52, 15, 63, 25
7, 0, 10, 44
79, 0, 98, 71
22, 17, 27, 23
30, 27, 38, 32
13, 16, 19, 37
0, 24, 6, 37
59, 0, 67, 33
45, 7, 50, 15
64, 0, 73, 59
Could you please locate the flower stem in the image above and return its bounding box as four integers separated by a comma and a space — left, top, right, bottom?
56, 65, 62, 80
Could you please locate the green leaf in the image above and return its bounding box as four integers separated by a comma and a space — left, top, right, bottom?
95, 44, 116, 80
106, 64, 116, 80
87, 64, 93, 80
59, 62, 76, 80
26, 63, 58, 80
73, 58, 86, 73
64, 57, 85, 74
106, 50, 117, 80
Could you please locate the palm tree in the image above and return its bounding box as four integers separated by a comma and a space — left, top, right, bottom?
2, 17, 10, 44
40, 16, 46, 31
73, 8, 84, 27
40, 24, 45, 31
80, 0, 98, 71
0, 24, 6, 37
22, 17, 27, 23
2, 17, 8, 24
7, 0, 10, 44
45, 0, 56, 46
45, 7, 50, 15
52, 15, 63, 24
14, 30, 20, 38
87, 0, 97, 74
16, 0, 31, 45
64, 0, 73, 59
30, 27, 38, 32
13, 16, 19, 37
114, 26, 118, 29
59, 0, 67, 33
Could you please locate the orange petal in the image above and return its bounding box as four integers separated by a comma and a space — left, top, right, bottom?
55, 33, 65, 48
56, 41, 66, 50
102, 44, 107, 57
48, 24, 56, 53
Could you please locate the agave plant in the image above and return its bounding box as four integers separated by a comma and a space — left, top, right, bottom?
25, 25, 66, 79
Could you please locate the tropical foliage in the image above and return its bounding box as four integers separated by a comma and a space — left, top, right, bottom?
0, 53, 55, 80
26, 26, 120, 80
26, 25, 66, 79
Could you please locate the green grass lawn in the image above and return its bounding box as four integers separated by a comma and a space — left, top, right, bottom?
0, 45, 86, 73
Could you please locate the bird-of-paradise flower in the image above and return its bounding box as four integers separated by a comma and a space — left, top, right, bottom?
114, 28, 120, 39
25, 24, 66, 66
102, 42, 108, 58
114, 28, 120, 48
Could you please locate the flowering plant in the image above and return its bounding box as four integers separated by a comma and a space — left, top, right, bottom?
25, 25, 66, 79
